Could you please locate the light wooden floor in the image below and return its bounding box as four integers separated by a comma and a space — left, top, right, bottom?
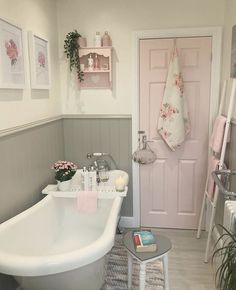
152, 229, 216, 290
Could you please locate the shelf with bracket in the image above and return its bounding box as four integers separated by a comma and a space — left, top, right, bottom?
79, 47, 112, 89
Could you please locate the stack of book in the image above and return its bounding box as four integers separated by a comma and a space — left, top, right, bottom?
132, 230, 157, 252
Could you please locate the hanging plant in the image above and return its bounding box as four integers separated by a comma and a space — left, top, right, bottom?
64, 29, 84, 82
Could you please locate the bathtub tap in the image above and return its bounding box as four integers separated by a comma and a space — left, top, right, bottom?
87, 152, 118, 170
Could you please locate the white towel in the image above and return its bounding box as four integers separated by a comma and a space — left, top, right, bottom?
157, 46, 191, 151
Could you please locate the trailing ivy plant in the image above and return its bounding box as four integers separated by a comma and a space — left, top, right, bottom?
64, 30, 84, 82
212, 225, 236, 290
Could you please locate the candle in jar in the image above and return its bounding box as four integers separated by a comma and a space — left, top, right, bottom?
115, 176, 125, 192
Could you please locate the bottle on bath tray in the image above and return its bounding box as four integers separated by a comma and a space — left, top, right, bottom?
81, 166, 89, 191
88, 166, 97, 191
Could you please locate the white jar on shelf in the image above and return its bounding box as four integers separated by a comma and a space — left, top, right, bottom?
94, 32, 101, 47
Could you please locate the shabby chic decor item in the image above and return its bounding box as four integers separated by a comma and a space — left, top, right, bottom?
28, 31, 50, 89
51, 160, 77, 182
51, 160, 77, 191
132, 134, 157, 165
0, 18, 25, 88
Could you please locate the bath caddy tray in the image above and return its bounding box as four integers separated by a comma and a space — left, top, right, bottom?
42, 184, 128, 198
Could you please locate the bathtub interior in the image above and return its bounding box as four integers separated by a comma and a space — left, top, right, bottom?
0, 196, 114, 256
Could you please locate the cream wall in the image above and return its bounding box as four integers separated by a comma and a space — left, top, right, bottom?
57, 0, 225, 115
0, 0, 61, 131
222, 0, 235, 81
221, 0, 236, 119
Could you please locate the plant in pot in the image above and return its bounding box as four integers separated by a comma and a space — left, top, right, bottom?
212, 225, 236, 290
51, 160, 77, 191
64, 29, 84, 82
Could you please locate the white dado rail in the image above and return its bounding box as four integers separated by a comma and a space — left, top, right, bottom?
0, 116, 62, 138
0, 114, 132, 138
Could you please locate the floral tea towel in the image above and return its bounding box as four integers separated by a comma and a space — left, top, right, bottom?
157, 46, 191, 151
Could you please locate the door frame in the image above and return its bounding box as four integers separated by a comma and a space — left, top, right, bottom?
131, 27, 222, 228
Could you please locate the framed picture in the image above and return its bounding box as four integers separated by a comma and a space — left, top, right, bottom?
28, 31, 50, 89
0, 18, 25, 89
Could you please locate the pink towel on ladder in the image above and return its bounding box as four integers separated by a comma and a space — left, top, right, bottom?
77, 191, 97, 213
209, 115, 227, 153
207, 156, 219, 201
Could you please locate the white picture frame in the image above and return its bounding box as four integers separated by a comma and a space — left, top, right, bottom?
28, 31, 50, 89
0, 18, 25, 89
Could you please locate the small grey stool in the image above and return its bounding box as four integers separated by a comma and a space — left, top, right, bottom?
123, 232, 172, 290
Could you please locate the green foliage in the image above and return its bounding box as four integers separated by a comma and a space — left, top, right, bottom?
64, 30, 84, 82
212, 225, 236, 290
55, 169, 76, 182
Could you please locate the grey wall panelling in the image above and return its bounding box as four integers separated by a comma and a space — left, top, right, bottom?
0, 119, 64, 289
63, 117, 133, 217
0, 120, 64, 223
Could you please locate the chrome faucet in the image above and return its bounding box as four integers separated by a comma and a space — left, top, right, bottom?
86, 152, 118, 170
87, 152, 117, 184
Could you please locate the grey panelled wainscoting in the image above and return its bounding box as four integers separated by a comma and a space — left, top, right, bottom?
63, 117, 133, 217
0, 119, 64, 223
0, 116, 133, 220
0, 119, 64, 289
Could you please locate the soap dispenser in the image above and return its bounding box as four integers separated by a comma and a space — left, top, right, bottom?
88, 166, 97, 191
81, 166, 89, 190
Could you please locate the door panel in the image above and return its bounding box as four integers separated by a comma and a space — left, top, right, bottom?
140, 37, 212, 229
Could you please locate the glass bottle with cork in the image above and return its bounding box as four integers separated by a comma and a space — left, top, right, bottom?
94, 54, 100, 70
102, 31, 111, 47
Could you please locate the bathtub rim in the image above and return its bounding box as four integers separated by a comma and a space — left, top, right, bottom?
0, 194, 123, 276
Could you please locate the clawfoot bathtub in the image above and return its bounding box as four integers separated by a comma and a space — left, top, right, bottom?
0, 170, 128, 290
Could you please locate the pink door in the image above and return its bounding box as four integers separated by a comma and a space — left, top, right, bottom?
140, 37, 212, 229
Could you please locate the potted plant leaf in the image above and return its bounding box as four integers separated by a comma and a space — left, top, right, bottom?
64, 29, 84, 82
51, 160, 78, 191
212, 225, 236, 290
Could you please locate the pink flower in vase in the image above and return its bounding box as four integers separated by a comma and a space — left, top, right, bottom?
5, 39, 18, 66
38, 51, 46, 67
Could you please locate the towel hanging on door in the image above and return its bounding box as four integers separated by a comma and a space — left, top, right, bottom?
157, 45, 191, 151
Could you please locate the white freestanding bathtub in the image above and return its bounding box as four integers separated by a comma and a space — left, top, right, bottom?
0, 170, 128, 290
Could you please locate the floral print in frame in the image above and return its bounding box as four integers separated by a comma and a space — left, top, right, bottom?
0, 18, 25, 89
28, 31, 50, 89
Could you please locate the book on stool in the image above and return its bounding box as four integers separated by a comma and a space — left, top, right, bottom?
132, 230, 157, 252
